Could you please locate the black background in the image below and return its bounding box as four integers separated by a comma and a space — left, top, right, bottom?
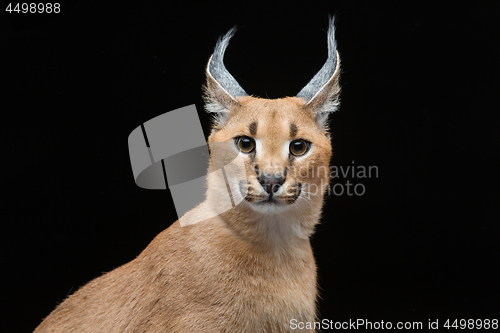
2, 1, 499, 332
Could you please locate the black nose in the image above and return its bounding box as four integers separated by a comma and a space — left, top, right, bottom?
259, 174, 285, 194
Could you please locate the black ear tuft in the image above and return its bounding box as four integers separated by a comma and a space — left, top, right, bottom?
297, 16, 341, 130
203, 28, 247, 127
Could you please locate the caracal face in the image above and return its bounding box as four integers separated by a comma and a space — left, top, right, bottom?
208, 96, 332, 214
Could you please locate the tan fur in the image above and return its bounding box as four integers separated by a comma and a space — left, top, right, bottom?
35, 50, 340, 333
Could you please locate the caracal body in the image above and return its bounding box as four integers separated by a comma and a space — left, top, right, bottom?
35, 17, 341, 333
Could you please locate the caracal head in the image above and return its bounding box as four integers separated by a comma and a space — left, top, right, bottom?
204, 17, 341, 214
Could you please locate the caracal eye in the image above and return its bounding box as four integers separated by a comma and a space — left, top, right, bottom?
290, 139, 310, 156
236, 136, 256, 153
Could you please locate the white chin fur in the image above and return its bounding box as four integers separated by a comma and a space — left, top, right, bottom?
246, 199, 290, 214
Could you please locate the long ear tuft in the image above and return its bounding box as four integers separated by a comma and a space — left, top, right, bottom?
203, 27, 247, 128
297, 16, 341, 130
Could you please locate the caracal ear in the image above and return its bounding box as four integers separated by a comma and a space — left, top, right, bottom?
297, 16, 341, 130
203, 28, 247, 129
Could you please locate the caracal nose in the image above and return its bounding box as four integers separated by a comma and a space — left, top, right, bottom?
259, 174, 285, 194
